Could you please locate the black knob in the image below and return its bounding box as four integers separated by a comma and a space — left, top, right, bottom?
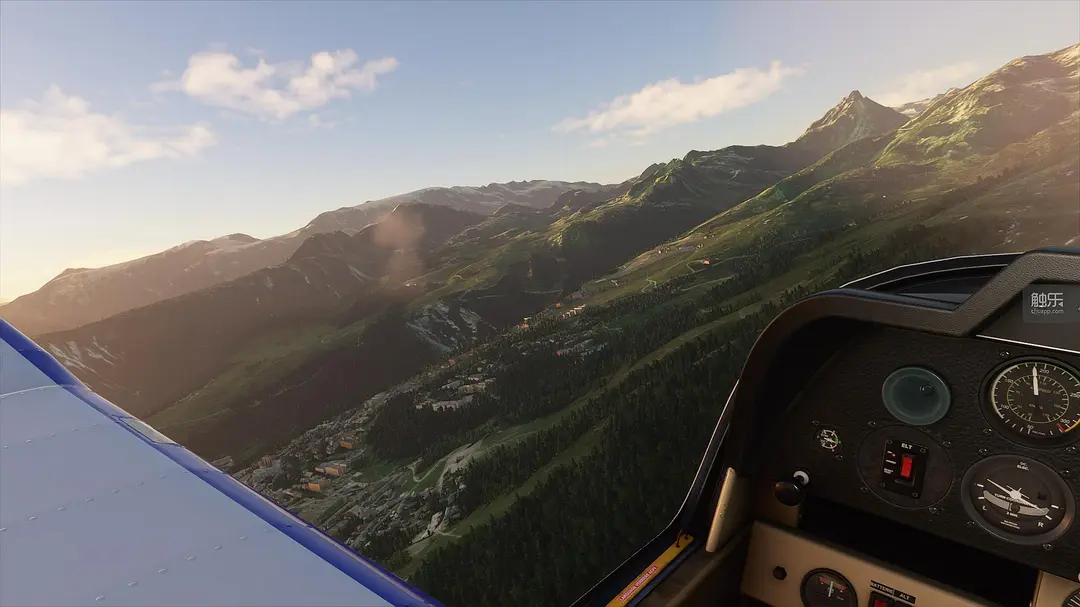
774, 470, 810, 507
772, 566, 787, 580
774, 480, 804, 506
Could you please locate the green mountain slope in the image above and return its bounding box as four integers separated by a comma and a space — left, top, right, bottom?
412, 92, 910, 307
880, 43, 1078, 167
588, 42, 1079, 298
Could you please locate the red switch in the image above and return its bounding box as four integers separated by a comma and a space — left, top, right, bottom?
869, 591, 896, 607
900, 454, 914, 479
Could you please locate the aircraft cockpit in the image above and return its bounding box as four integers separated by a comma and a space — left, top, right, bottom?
573, 248, 1080, 607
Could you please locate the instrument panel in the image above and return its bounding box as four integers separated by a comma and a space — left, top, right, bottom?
762, 327, 1080, 582
741, 521, 990, 607
742, 520, 1080, 607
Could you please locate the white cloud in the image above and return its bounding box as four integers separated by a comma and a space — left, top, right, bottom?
874, 61, 981, 106
153, 49, 399, 120
0, 86, 217, 188
554, 60, 803, 139
307, 113, 338, 129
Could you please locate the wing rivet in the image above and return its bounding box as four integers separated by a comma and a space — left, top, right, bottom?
127, 582, 137, 587
48, 433, 56, 437
95, 596, 105, 602
2, 445, 8, 449
212, 545, 222, 551
157, 568, 167, 574
158, 474, 166, 479
84, 497, 94, 502
28, 516, 37, 521
135, 481, 144, 486
0, 528, 6, 532
57, 506, 65, 512
239, 536, 247, 541
111, 489, 119, 494
25, 439, 31, 443
185, 556, 196, 561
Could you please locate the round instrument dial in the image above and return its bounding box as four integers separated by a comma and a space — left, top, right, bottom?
801, 568, 857, 607
961, 455, 1075, 545
985, 358, 1080, 445
1066, 589, 1080, 607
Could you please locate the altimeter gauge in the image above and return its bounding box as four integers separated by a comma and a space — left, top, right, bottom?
984, 358, 1080, 445
961, 455, 1074, 545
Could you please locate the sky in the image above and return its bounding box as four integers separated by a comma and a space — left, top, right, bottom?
1, 1, 1078, 301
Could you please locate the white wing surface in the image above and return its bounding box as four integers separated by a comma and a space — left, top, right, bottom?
0, 319, 443, 607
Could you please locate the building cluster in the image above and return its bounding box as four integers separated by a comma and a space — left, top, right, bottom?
230, 373, 472, 560
561, 304, 587, 319
226, 299, 613, 565
413, 363, 502, 412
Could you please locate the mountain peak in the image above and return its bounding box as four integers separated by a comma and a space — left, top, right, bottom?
219, 233, 258, 244
791, 90, 909, 157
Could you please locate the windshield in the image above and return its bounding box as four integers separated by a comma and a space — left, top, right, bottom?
1, 2, 1077, 606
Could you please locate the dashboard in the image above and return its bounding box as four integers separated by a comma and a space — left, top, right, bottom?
722, 250, 1080, 607
762, 327, 1080, 582
572, 250, 1080, 607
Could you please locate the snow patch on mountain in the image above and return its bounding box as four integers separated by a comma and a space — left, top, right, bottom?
458, 307, 482, 335
347, 265, 371, 282
47, 340, 109, 373
406, 302, 490, 352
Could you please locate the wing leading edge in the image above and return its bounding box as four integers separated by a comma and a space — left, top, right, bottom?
0, 319, 444, 607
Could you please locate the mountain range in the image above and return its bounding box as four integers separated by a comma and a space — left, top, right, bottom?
4, 43, 1078, 464
0, 180, 608, 336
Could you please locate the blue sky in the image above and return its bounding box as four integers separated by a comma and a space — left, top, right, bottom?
1, 1, 1078, 300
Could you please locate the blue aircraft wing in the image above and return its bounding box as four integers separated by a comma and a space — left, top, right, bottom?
0, 319, 443, 607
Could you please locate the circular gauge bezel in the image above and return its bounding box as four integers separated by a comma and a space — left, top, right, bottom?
1066, 588, 1080, 607
979, 357, 1080, 448
881, 366, 952, 426
960, 454, 1075, 545
800, 568, 857, 607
